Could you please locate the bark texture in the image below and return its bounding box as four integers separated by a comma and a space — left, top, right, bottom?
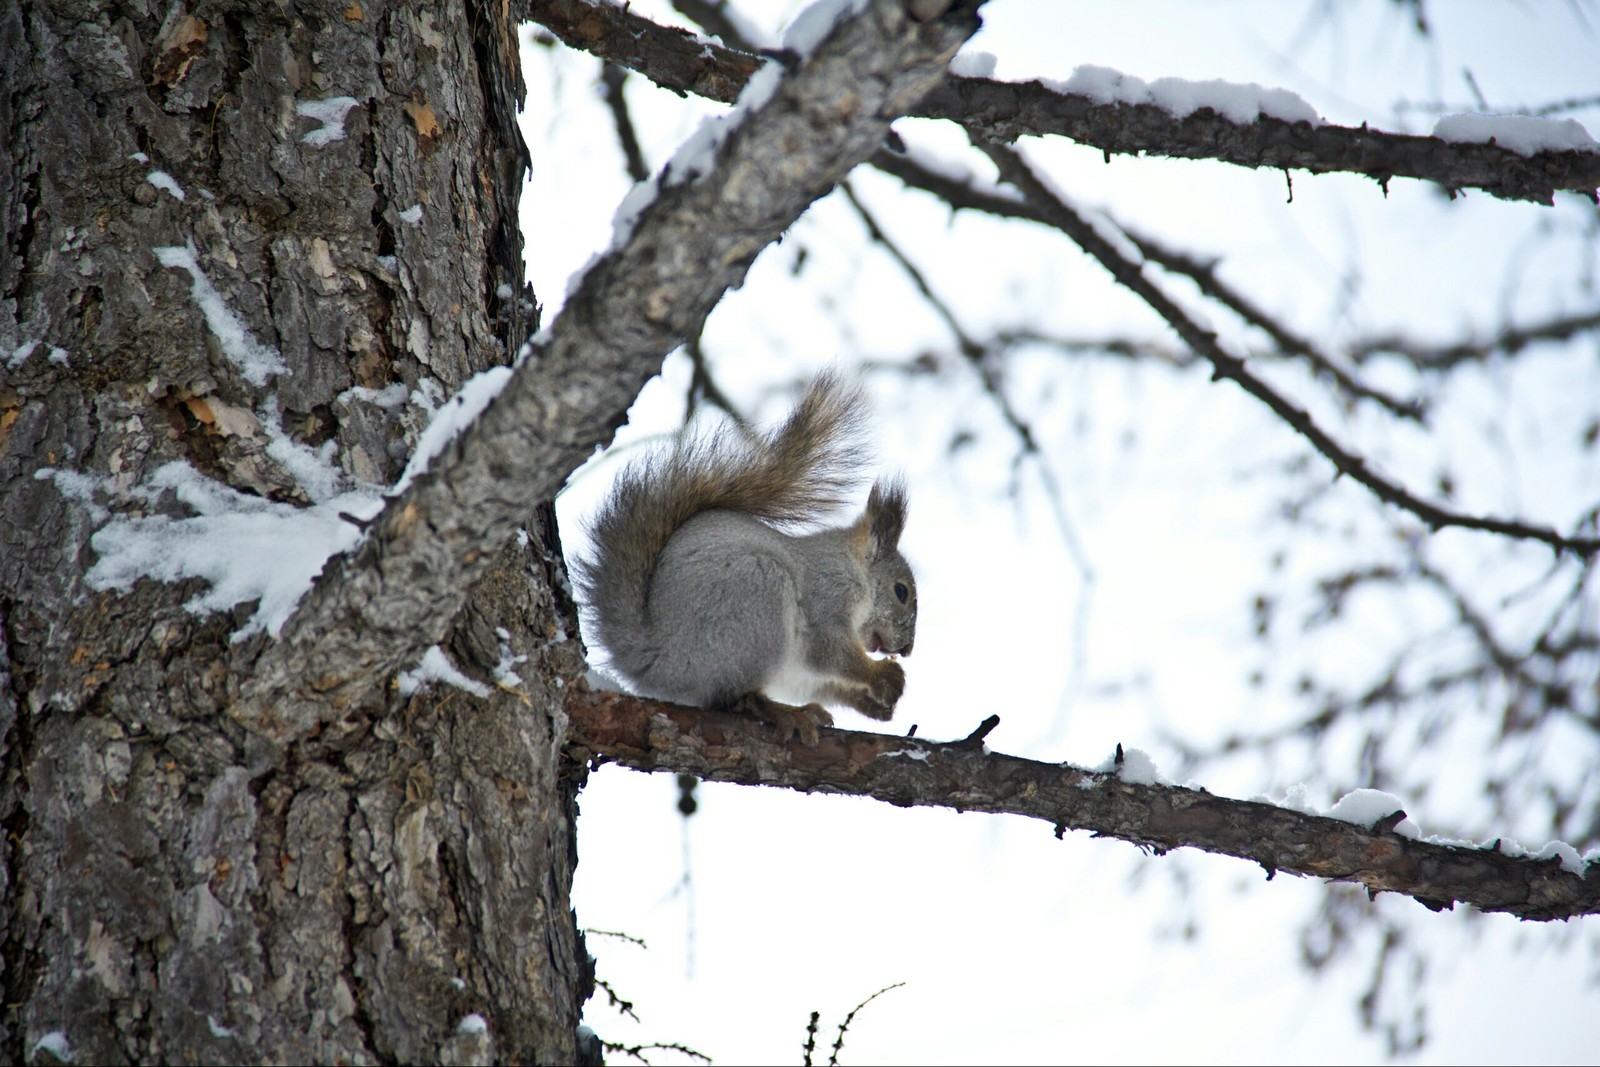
2, 1, 585, 1062
568, 691, 1600, 922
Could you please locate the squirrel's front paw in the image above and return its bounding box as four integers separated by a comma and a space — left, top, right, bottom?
873, 658, 905, 703
851, 659, 904, 721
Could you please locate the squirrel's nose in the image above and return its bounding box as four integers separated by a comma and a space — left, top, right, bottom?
897, 638, 914, 656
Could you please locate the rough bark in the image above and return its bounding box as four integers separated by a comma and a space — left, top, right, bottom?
531, 0, 1600, 206
2, 1, 584, 1062
568, 691, 1600, 922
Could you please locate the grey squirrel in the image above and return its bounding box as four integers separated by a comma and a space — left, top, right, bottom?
577, 372, 917, 743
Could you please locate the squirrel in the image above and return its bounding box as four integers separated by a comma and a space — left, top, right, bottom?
576, 371, 917, 744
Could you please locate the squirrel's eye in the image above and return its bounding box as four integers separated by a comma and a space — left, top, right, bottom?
893, 582, 909, 604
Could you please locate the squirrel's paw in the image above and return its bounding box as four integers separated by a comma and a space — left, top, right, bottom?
854, 659, 904, 720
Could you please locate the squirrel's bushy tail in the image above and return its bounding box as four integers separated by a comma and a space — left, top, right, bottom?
577, 371, 870, 666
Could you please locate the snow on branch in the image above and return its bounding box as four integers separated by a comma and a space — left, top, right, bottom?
529, 0, 1600, 205
566, 689, 1600, 922
229, 0, 982, 743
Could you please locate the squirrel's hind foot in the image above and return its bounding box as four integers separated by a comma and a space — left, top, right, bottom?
722, 692, 834, 745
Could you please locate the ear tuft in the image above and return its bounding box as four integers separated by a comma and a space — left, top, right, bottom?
865, 478, 907, 557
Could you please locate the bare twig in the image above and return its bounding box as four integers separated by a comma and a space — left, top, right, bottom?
1348, 310, 1600, 370
585, 928, 649, 948
602, 1038, 713, 1064
601, 63, 651, 183
595, 978, 641, 1022
1115, 224, 1426, 421
975, 140, 1600, 558
830, 982, 905, 1066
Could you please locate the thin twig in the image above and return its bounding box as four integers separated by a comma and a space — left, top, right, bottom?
603, 1039, 713, 1064
1116, 225, 1426, 421
830, 983, 905, 1066
584, 928, 649, 949
1347, 310, 1600, 370
595, 978, 641, 1022
600, 63, 650, 184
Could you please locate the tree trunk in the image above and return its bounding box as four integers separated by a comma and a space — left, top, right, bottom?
2, 2, 590, 1062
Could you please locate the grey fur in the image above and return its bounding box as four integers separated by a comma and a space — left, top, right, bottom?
576, 372, 917, 723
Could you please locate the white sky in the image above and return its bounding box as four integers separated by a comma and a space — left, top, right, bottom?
531, 2, 1600, 1064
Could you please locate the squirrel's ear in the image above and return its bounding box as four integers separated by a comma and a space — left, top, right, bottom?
865, 479, 907, 557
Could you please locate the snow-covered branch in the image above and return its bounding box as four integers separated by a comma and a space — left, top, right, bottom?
529, 0, 1600, 205
567, 689, 1600, 922
230, 0, 982, 742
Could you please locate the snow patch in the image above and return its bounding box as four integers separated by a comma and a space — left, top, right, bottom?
391, 366, 512, 495
30, 1031, 73, 1062
84, 461, 381, 640
297, 95, 362, 147
602, 51, 786, 260
1057, 64, 1321, 125
458, 1012, 489, 1035
74, 364, 507, 646
397, 646, 492, 698
147, 170, 186, 201
34, 468, 109, 522
259, 397, 343, 503
153, 241, 289, 386
398, 204, 423, 226
664, 61, 786, 194
1432, 113, 1598, 155
782, 0, 871, 57
1117, 747, 1162, 785
8, 338, 39, 370
949, 50, 998, 79
1493, 837, 1590, 876
1089, 746, 1167, 785
1325, 788, 1421, 839
338, 382, 410, 409
494, 626, 528, 688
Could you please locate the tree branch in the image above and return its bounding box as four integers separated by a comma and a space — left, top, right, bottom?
530, 0, 1600, 205
920, 76, 1600, 206
975, 140, 1600, 559
566, 689, 1600, 922
229, 0, 982, 743
1113, 224, 1426, 422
